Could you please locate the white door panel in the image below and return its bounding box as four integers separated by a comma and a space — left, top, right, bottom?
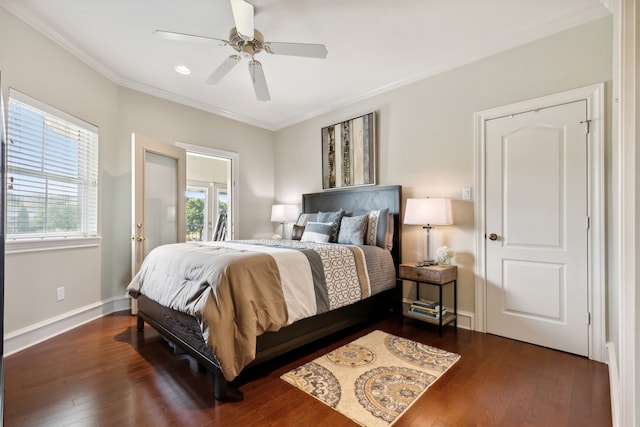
131, 134, 186, 300
503, 260, 563, 319
486, 100, 588, 356
503, 126, 562, 247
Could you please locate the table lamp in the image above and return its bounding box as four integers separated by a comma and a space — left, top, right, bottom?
270, 204, 299, 238
404, 197, 452, 266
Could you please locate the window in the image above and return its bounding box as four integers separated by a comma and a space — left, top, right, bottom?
186, 185, 208, 242
6, 90, 98, 241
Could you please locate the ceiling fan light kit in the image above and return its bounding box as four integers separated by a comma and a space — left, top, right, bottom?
155, 0, 327, 102
230, 27, 263, 57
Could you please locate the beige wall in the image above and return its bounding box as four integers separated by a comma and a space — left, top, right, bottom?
0, 9, 276, 334
1, 10, 118, 332
274, 17, 613, 315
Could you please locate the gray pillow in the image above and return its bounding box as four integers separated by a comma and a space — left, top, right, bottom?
317, 210, 345, 243
301, 221, 332, 243
338, 215, 369, 245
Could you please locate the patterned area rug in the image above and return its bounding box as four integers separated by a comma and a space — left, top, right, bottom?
281, 330, 460, 426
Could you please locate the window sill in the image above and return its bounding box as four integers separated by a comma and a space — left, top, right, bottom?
5, 236, 102, 254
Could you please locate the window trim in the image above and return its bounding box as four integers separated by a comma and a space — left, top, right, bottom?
5, 236, 102, 254
9, 89, 98, 134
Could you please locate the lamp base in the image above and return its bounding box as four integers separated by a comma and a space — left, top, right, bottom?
421, 225, 436, 268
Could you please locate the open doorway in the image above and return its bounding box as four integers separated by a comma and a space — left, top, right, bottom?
178, 142, 238, 241
185, 155, 229, 241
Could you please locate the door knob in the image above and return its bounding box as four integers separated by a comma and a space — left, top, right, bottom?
488, 233, 498, 241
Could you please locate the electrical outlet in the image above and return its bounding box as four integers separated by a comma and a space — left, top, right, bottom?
56, 287, 65, 301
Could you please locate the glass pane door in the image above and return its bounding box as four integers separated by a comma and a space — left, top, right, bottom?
186, 186, 208, 242
144, 151, 179, 255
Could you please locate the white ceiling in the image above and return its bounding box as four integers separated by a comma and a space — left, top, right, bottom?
2, 0, 611, 130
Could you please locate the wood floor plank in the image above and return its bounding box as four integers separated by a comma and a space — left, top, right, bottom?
4, 312, 611, 427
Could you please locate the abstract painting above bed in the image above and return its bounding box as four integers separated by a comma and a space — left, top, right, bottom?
127, 239, 396, 381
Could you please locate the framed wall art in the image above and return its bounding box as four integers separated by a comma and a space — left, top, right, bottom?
321, 112, 376, 190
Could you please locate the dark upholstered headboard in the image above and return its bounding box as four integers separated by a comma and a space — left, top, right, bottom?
301, 185, 402, 269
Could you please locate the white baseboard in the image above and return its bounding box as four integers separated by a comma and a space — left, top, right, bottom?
605, 342, 620, 427
3, 295, 131, 356
453, 309, 474, 330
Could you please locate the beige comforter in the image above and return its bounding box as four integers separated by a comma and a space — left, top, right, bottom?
127, 240, 394, 380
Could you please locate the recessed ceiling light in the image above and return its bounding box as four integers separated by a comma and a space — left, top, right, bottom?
175, 65, 191, 75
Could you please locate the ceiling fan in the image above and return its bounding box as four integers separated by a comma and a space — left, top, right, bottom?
154, 0, 328, 101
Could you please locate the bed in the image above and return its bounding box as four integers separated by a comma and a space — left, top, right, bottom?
129, 184, 402, 401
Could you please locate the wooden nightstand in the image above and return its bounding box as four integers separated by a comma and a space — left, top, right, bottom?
399, 263, 457, 336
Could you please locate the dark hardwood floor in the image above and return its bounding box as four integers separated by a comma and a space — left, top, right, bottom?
4, 312, 611, 426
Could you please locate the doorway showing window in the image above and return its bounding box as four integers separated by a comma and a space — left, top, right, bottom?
179, 142, 237, 241
185, 181, 230, 241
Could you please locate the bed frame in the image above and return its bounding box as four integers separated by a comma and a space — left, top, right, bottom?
136, 184, 402, 401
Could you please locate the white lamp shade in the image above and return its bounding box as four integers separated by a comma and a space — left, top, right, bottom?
271, 204, 299, 222
404, 198, 452, 225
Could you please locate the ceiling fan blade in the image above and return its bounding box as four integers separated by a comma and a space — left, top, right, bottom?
230, 0, 254, 40
206, 55, 240, 84
248, 60, 270, 101
264, 42, 328, 58
154, 30, 227, 44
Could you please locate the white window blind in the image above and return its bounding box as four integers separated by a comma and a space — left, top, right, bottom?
6, 90, 98, 240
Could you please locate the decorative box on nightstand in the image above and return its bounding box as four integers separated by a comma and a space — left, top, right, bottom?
399, 264, 457, 336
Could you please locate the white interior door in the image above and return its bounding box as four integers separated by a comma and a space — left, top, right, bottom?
485, 100, 589, 356
131, 133, 186, 279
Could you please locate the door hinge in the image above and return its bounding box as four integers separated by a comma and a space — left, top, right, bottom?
586, 216, 590, 229
580, 119, 591, 134
587, 312, 591, 325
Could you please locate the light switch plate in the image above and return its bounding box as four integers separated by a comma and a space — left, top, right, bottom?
462, 187, 472, 200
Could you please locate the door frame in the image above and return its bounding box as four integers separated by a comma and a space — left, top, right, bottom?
473, 83, 605, 361
176, 141, 239, 239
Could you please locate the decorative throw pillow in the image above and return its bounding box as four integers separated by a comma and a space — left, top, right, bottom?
301, 221, 332, 243
365, 208, 390, 248
317, 210, 345, 243
385, 212, 394, 250
295, 213, 315, 226
338, 215, 369, 245
291, 224, 305, 240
